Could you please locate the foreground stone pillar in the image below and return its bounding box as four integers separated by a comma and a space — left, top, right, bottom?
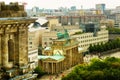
1, 34, 9, 68
0, 35, 1, 65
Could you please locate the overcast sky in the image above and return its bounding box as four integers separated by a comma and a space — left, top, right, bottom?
1, 0, 120, 9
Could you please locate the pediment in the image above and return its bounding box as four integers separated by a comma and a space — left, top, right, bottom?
43, 58, 57, 61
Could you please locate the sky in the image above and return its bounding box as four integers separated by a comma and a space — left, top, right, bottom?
1, 0, 120, 9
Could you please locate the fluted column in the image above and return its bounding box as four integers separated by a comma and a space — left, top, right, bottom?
60, 62, 62, 72
1, 33, 9, 68
55, 63, 57, 73
0, 35, 1, 66
18, 25, 28, 67
52, 62, 53, 74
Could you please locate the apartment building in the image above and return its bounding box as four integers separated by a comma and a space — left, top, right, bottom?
72, 26, 108, 50
42, 25, 82, 48
42, 25, 108, 51
47, 15, 106, 26
28, 31, 38, 69
28, 18, 48, 69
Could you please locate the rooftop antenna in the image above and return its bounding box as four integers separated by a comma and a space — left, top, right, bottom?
81, 5, 83, 9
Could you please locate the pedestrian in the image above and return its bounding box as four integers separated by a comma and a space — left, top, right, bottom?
62, 74, 64, 78
49, 75, 52, 80
98, 53, 101, 58
55, 73, 58, 78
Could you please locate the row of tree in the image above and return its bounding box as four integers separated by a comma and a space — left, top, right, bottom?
62, 57, 120, 80
107, 28, 120, 34
34, 66, 45, 78
88, 38, 120, 53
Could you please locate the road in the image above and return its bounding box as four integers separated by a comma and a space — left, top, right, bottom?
39, 66, 75, 80
84, 51, 120, 62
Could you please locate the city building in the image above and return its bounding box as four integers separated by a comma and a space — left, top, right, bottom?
42, 22, 108, 52
42, 25, 81, 48
70, 6, 77, 11
47, 15, 106, 26
28, 31, 38, 70
115, 6, 120, 13
28, 18, 48, 69
109, 33, 120, 41
72, 25, 109, 51
108, 13, 120, 27
96, 4, 106, 14
100, 19, 115, 28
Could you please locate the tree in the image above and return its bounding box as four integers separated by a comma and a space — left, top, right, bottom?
34, 66, 45, 77
62, 57, 120, 80
88, 44, 93, 53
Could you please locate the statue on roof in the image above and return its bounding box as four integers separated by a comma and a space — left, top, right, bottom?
57, 29, 69, 39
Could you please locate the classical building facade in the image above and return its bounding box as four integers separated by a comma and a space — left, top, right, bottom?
0, 18, 35, 68
39, 31, 83, 74
0, 2, 37, 80
0, 18, 36, 79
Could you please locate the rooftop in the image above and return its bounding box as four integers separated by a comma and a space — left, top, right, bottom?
38, 55, 65, 61
0, 17, 35, 20
0, 17, 36, 24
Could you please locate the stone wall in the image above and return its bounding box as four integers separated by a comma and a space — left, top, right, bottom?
0, 2, 27, 17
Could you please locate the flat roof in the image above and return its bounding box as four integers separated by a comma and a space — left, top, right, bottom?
0, 17, 35, 20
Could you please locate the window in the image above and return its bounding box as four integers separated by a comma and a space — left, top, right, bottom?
29, 37, 32, 40
29, 42, 32, 44
44, 42, 47, 45
28, 58, 30, 62
29, 46, 32, 48
49, 42, 52, 45
49, 38, 52, 40
44, 38, 47, 41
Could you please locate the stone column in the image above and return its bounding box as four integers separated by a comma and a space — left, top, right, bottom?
44, 62, 47, 72
42, 62, 44, 72
62, 61, 64, 71
58, 62, 59, 73
61, 61, 63, 71
17, 25, 28, 67
0, 35, 1, 66
55, 63, 57, 73
52, 62, 53, 74
53, 63, 55, 74
70, 49, 72, 68
60, 62, 62, 72
1, 33, 9, 68
47, 62, 49, 74
59, 62, 61, 72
